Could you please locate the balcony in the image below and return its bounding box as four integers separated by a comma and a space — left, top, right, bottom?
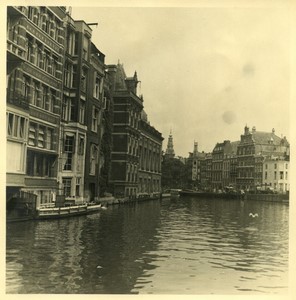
7, 39, 27, 72
7, 90, 29, 110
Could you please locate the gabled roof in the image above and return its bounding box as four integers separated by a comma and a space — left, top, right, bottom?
251, 131, 288, 146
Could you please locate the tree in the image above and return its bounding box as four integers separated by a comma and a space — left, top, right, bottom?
161, 157, 189, 190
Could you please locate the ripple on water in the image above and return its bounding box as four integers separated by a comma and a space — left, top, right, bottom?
6, 198, 289, 294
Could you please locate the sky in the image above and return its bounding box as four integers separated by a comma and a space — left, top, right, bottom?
70, 2, 293, 157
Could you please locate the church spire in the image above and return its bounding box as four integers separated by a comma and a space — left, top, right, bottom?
165, 130, 175, 159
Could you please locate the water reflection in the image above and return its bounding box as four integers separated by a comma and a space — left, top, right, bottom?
6, 197, 289, 294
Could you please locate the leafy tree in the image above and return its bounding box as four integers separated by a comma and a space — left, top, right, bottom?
161, 157, 190, 190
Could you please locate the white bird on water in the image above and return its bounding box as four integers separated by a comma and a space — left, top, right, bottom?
249, 213, 259, 218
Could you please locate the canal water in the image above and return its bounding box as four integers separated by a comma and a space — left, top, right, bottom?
6, 197, 289, 294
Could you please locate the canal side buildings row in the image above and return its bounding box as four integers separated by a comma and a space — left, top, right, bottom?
6, 6, 163, 208
184, 126, 290, 193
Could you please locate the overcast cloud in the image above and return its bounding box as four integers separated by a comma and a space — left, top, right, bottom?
71, 4, 291, 156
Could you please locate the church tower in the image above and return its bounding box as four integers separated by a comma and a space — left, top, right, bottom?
165, 130, 175, 159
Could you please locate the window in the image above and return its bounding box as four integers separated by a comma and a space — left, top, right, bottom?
274, 163, 277, 169
45, 128, 53, 150
91, 106, 99, 132
28, 7, 34, 21
55, 23, 60, 43
44, 49, 51, 73
37, 45, 43, 69
41, 13, 47, 31
274, 171, 277, 180
93, 75, 102, 99
62, 178, 72, 197
7, 113, 27, 139
49, 19, 56, 39
45, 89, 54, 112
37, 126, 45, 148
52, 56, 58, 76
63, 135, 75, 171
72, 64, 77, 87
39, 85, 48, 109
285, 172, 288, 180
76, 178, 81, 197
79, 100, 85, 124
23, 76, 30, 100
35, 153, 43, 176
44, 156, 53, 177
265, 164, 268, 169
66, 31, 76, 55
45, 18, 51, 34
35, 82, 41, 106
28, 123, 37, 146
74, 32, 79, 55
265, 171, 267, 180
26, 35, 34, 63
280, 171, 284, 180
90, 144, 98, 175
64, 63, 71, 88
32, 7, 40, 25
78, 135, 85, 155
62, 97, 75, 121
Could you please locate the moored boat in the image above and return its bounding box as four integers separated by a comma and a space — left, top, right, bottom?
161, 189, 181, 198
36, 203, 103, 220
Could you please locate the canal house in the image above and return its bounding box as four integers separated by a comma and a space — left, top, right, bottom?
108, 63, 143, 198
236, 126, 290, 192
7, 6, 67, 208
108, 63, 163, 198
138, 111, 163, 196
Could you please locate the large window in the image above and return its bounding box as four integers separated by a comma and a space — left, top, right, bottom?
22, 75, 30, 100
62, 97, 75, 121
7, 113, 28, 140
76, 177, 81, 197
28, 123, 37, 146
93, 75, 102, 99
28, 122, 54, 150
64, 63, 72, 88
26, 151, 55, 177
79, 99, 85, 124
62, 178, 72, 197
45, 128, 53, 150
78, 135, 85, 155
37, 126, 45, 148
44, 49, 50, 72
26, 35, 34, 63
91, 106, 99, 132
63, 135, 75, 171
